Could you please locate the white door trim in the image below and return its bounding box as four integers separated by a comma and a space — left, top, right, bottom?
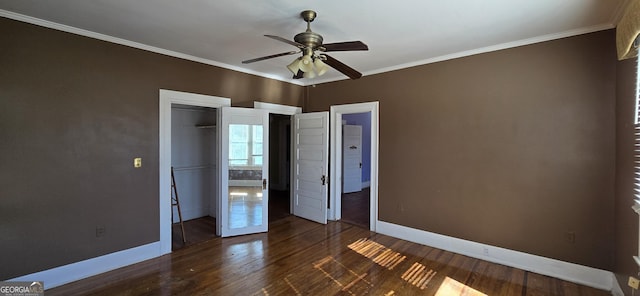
159, 89, 230, 254
253, 101, 302, 115
329, 102, 379, 232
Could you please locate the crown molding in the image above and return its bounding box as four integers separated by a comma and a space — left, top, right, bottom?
0, 9, 305, 86
363, 23, 615, 78
0, 9, 617, 87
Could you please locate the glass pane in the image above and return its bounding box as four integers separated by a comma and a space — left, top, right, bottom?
253, 156, 263, 166
230, 125, 249, 142
230, 143, 248, 165
253, 125, 263, 142
228, 124, 264, 229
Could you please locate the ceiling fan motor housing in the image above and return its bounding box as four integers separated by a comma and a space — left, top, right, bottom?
294, 31, 323, 50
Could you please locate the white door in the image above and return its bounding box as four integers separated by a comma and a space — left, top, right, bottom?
343, 125, 362, 193
219, 107, 269, 237
292, 112, 329, 224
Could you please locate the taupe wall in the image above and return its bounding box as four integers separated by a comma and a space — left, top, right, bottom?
0, 18, 303, 279
1, 14, 628, 280
614, 56, 639, 292
308, 30, 617, 269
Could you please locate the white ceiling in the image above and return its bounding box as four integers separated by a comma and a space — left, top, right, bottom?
0, 0, 628, 85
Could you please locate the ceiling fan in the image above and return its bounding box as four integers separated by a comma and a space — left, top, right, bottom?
242, 10, 368, 80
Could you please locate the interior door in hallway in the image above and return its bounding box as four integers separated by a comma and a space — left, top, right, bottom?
292, 112, 329, 224
342, 124, 362, 194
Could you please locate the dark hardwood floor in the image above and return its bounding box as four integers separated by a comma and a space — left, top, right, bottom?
341, 187, 370, 229
268, 189, 291, 222
172, 216, 217, 250
49, 216, 609, 296
172, 189, 291, 251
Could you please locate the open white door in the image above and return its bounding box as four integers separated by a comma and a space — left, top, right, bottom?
219, 107, 269, 237
343, 125, 362, 193
292, 112, 329, 224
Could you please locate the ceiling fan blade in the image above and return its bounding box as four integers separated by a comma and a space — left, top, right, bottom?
265, 35, 305, 49
242, 51, 298, 64
321, 41, 368, 52
322, 54, 362, 79
293, 69, 304, 79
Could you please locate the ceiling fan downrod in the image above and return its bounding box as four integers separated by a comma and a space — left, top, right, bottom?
294, 10, 323, 50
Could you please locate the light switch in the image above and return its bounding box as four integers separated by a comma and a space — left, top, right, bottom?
134, 157, 142, 168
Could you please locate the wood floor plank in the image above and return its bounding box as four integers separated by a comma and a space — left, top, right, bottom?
501, 266, 527, 296
46, 217, 611, 296
364, 235, 435, 294
524, 272, 554, 296
192, 221, 356, 293
465, 259, 517, 295
426, 252, 478, 294
219, 224, 370, 294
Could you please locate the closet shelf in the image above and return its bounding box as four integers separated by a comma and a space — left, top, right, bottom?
195, 124, 216, 129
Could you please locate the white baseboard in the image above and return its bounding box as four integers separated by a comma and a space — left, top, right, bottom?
9, 242, 162, 289
375, 220, 614, 292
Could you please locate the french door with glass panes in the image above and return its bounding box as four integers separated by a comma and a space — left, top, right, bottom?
218, 107, 269, 237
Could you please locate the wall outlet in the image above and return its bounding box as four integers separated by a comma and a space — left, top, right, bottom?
565, 231, 575, 244
96, 226, 106, 238
628, 276, 639, 289
134, 157, 142, 168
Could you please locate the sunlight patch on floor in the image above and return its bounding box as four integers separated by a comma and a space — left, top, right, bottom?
256, 238, 489, 295
435, 276, 487, 296
348, 238, 406, 270
400, 262, 437, 290
313, 255, 373, 295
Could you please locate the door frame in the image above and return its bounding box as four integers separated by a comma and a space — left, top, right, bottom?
329, 102, 379, 232
253, 101, 302, 214
254, 101, 302, 115
159, 89, 230, 254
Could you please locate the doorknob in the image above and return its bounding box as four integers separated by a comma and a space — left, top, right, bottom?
359, 162, 362, 168
321, 175, 326, 185
263, 179, 267, 190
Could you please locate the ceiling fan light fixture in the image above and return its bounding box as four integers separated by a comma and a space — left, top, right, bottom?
314, 57, 328, 76
287, 58, 301, 74
299, 54, 314, 72
303, 69, 316, 78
